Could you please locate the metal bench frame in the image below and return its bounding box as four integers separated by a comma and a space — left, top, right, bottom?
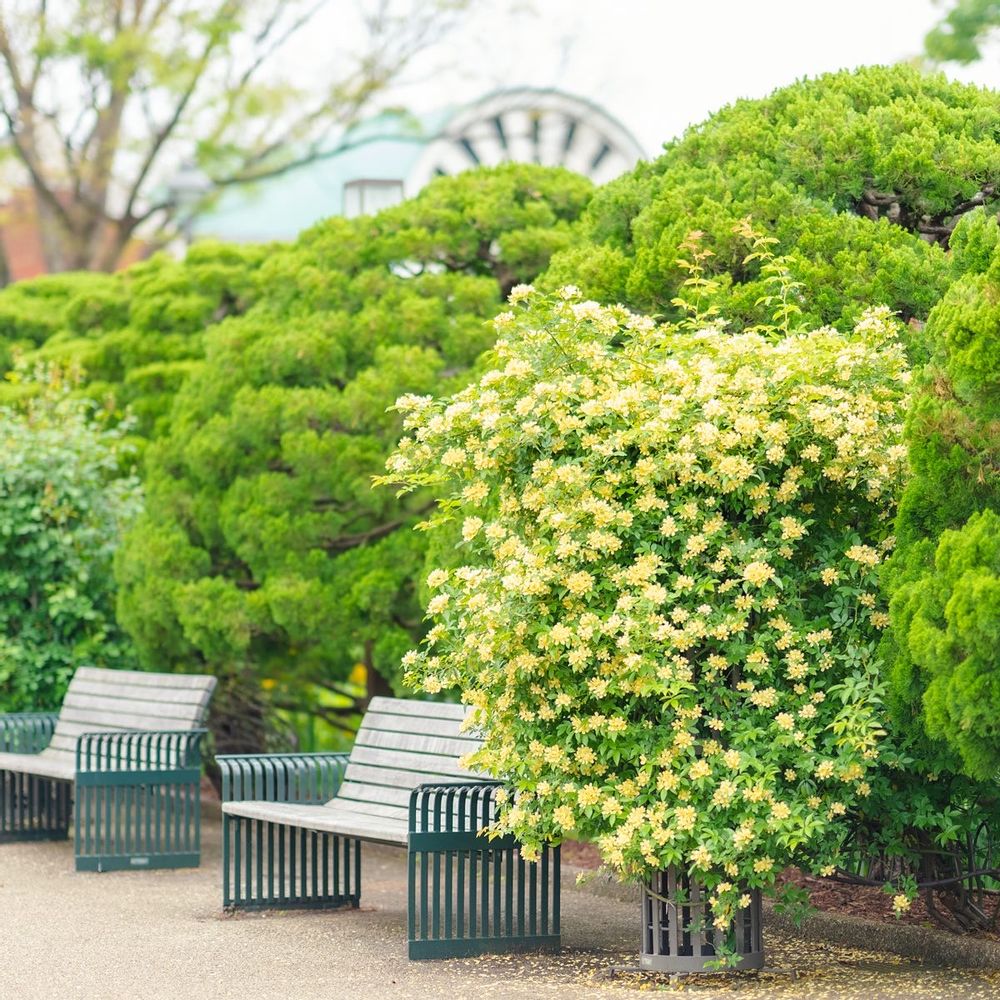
0, 670, 214, 872
219, 711, 561, 960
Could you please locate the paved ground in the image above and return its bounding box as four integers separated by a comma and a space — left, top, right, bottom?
2, 809, 999, 1000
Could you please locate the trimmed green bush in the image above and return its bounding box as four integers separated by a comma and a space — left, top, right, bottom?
543, 65, 1000, 333
113, 165, 593, 742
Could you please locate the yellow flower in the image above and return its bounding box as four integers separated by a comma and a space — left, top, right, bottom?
675, 806, 697, 831
461, 516, 484, 541
553, 805, 575, 829
427, 593, 450, 615
742, 561, 775, 587
601, 797, 622, 818
690, 845, 713, 869
565, 570, 595, 595
689, 759, 711, 780
846, 544, 880, 567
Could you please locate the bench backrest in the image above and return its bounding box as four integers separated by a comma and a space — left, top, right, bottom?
43, 666, 217, 764
333, 696, 485, 825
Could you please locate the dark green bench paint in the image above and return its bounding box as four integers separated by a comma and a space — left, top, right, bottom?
219, 696, 560, 960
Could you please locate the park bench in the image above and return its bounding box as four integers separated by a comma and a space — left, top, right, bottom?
219, 696, 561, 959
0, 665, 216, 872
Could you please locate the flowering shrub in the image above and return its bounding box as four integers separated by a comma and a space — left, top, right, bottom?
383, 287, 911, 931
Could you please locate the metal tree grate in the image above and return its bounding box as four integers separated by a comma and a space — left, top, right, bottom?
640, 867, 763, 973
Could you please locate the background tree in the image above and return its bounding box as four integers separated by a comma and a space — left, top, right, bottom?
0, 241, 267, 438
925, 0, 1000, 64
0, 0, 475, 275
113, 164, 593, 750
0, 366, 141, 712
542, 65, 1000, 334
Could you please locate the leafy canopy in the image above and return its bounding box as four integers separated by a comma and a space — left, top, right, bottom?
543, 65, 1000, 332
0, 241, 268, 440
113, 165, 593, 729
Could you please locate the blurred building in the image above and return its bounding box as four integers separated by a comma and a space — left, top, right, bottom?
192, 87, 645, 242
0, 87, 644, 280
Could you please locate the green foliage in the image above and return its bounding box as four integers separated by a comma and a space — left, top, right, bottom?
925, 0, 1000, 64
894, 510, 1000, 779
384, 288, 910, 931
0, 369, 142, 712
543, 65, 1000, 333
885, 243, 1000, 779
0, 241, 268, 439
114, 165, 593, 734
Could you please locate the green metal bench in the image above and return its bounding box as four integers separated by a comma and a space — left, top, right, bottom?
219, 696, 561, 960
0, 666, 216, 871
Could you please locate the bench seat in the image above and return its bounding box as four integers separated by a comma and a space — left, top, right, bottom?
222, 799, 409, 846
0, 751, 75, 782
218, 695, 561, 960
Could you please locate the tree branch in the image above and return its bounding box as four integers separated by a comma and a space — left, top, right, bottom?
321, 502, 434, 552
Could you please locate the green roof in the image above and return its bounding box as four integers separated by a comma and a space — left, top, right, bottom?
192, 108, 452, 241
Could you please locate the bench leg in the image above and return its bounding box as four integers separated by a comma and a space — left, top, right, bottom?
74, 771, 202, 872
0, 770, 72, 842
407, 840, 561, 960
223, 815, 362, 910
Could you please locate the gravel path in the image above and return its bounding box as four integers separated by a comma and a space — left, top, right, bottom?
1, 807, 998, 1000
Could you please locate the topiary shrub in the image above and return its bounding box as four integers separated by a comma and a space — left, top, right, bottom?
885, 236, 1000, 778
0, 241, 269, 438
113, 164, 593, 748
382, 286, 910, 944
543, 65, 1000, 332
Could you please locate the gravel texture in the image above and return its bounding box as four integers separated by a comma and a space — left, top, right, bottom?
2, 807, 999, 1000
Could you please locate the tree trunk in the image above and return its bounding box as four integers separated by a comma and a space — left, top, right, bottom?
363, 639, 393, 709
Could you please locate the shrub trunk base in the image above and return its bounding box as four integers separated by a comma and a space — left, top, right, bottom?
640, 867, 764, 973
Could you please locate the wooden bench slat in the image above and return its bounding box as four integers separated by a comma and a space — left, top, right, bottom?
55, 707, 202, 732
354, 728, 476, 759
61, 692, 211, 720
324, 799, 408, 822
366, 697, 467, 721
223, 800, 410, 845
337, 781, 412, 809
0, 751, 76, 780
360, 710, 482, 741
347, 744, 473, 778
340, 761, 484, 791
66, 679, 212, 707
73, 667, 217, 692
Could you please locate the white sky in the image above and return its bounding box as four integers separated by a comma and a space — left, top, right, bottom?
302, 0, 1000, 157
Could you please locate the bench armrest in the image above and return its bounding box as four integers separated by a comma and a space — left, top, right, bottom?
409, 780, 505, 836
0, 712, 59, 754
217, 752, 350, 805
75, 729, 206, 773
